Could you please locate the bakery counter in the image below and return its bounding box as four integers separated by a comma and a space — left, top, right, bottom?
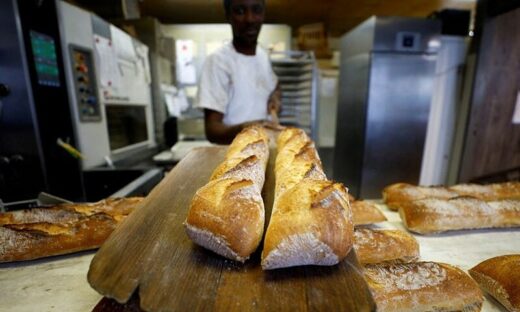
0, 202, 518, 311
0, 251, 101, 311
373, 202, 519, 312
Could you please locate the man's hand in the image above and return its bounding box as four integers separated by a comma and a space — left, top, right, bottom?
267, 83, 282, 114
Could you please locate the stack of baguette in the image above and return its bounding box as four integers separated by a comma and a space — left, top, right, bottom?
0, 197, 143, 262
261, 128, 354, 270
382, 182, 520, 234
184, 126, 270, 263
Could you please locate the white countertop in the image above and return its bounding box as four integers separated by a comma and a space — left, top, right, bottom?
0, 205, 518, 311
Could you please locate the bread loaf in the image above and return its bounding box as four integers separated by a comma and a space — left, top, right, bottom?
261, 128, 353, 270
382, 183, 458, 211
354, 228, 419, 264
364, 262, 484, 312
351, 200, 387, 226
383, 182, 520, 211
184, 126, 269, 262
0, 197, 143, 263
399, 197, 520, 234
469, 254, 520, 312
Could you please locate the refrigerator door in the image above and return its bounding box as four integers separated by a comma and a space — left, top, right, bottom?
360, 52, 436, 198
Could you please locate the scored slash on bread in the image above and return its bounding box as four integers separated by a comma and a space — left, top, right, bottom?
184, 126, 269, 262
261, 180, 353, 269
261, 128, 354, 270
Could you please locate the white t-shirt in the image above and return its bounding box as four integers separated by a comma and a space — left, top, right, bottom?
196, 42, 278, 126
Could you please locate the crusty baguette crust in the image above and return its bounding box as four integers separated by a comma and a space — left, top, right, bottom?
469, 255, 520, 312
383, 182, 520, 211
262, 128, 353, 270
364, 262, 484, 312
399, 197, 520, 234
185, 178, 265, 261
184, 126, 269, 262
262, 180, 353, 269
351, 200, 387, 226
0, 197, 143, 263
354, 229, 419, 264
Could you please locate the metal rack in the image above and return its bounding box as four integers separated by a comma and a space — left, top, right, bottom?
270, 51, 319, 141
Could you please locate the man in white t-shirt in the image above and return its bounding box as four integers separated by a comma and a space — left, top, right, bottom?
196, 0, 281, 144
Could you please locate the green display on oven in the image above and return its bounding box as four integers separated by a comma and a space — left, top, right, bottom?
30, 31, 60, 87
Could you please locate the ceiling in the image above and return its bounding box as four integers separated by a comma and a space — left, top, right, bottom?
140, 0, 476, 36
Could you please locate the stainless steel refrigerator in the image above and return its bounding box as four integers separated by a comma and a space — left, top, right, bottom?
333, 17, 441, 199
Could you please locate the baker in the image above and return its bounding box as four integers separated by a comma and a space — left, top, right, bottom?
196, 0, 281, 144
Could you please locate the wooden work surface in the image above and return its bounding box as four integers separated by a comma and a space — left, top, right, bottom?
88, 146, 376, 312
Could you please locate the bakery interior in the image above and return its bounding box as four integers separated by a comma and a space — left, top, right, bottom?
1, 0, 519, 311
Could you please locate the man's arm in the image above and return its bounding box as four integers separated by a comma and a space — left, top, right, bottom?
203, 109, 261, 144
267, 82, 282, 114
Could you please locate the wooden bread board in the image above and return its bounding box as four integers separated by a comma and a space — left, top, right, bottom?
88, 146, 375, 311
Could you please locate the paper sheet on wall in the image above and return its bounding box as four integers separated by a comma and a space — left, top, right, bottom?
175, 40, 197, 84
110, 25, 137, 62
135, 44, 151, 84
93, 34, 120, 89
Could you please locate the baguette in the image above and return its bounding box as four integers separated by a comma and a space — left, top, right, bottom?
184, 126, 269, 262
364, 262, 484, 312
383, 182, 520, 211
354, 228, 419, 264
261, 128, 353, 270
351, 200, 387, 226
399, 197, 520, 234
0, 197, 143, 263
469, 255, 520, 312
382, 183, 458, 211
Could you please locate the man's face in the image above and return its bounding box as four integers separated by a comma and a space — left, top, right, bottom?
228, 0, 265, 46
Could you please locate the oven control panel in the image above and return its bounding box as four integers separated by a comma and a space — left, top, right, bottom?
69, 46, 100, 122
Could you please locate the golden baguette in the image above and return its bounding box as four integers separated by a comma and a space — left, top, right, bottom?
399, 197, 520, 234
0, 197, 143, 263
185, 126, 269, 262
262, 128, 353, 270
354, 228, 419, 264
383, 182, 520, 211
469, 254, 520, 312
364, 262, 484, 312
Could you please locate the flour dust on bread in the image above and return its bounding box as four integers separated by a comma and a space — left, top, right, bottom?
364, 262, 484, 312
0, 197, 143, 263
399, 197, 520, 234
184, 126, 269, 262
261, 128, 354, 270
383, 181, 520, 211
